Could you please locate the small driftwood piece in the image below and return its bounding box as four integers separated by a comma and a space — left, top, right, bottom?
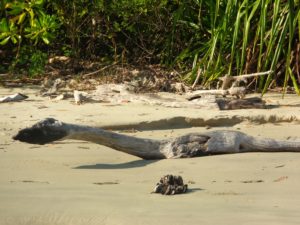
219, 70, 273, 90
0, 93, 28, 103
186, 87, 246, 100
191, 68, 202, 90
74, 90, 87, 104
41, 78, 65, 97
153, 175, 188, 195
188, 70, 272, 100
13, 118, 300, 159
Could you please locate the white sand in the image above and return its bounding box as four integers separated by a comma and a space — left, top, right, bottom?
0, 86, 300, 225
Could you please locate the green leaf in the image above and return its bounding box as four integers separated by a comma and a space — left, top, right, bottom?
42, 36, 49, 44
288, 68, 300, 95
0, 32, 8, 39
28, 9, 35, 26
11, 36, 17, 44
113, 22, 121, 31
32, 0, 44, 6
7, 5, 24, 16
0, 19, 9, 32
18, 13, 27, 24
0, 37, 10, 45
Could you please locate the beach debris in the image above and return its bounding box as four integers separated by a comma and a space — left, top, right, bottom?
188, 71, 272, 105
0, 93, 28, 103
186, 87, 247, 99
53, 94, 66, 101
90, 84, 266, 110
41, 78, 66, 97
10, 180, 49, 184
93, 181, 119, 185
74, 90, 88, 104
241, 179, 264, 183
48, 56, 70, 64
273, 176, 288, 182
2, 82, 23, 87
274, 164, 285, 168
218, 70, 272, 90
153, 175, 188, 195
90, 84, 218, 108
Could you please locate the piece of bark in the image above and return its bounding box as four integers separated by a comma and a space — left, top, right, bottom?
13, 118, 300, 160
0, 93, 28, 103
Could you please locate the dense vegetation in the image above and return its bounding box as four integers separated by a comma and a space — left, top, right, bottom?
0, 0, 299, 93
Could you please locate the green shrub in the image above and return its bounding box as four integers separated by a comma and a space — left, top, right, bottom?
0, 0, 60, 75
0, 0, 299, 94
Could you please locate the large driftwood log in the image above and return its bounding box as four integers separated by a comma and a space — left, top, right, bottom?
13, 118, 300, 159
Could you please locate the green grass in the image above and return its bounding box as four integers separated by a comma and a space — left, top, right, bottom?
178, 0, 300, 94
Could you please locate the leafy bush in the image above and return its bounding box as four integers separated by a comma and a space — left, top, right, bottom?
0, 0, 299, 93
0, 0, 60, 76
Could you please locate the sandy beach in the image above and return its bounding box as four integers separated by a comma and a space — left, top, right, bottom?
1, 86, 300, 225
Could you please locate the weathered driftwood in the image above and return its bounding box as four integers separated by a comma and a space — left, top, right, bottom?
219, 70, 273, 90
188, 70, 272, 100
92, 84, 265, 110
0, 93, 28, 103
90, 84, 220, 109
13, 118, 300, 160
186, 87, 247, 100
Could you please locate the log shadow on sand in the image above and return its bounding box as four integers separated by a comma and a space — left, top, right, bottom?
74, 159, 158, 169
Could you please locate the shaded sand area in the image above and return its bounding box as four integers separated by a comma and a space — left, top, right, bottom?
0, 86, 300, 225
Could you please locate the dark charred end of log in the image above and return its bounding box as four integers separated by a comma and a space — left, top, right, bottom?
13, 118, 67, 145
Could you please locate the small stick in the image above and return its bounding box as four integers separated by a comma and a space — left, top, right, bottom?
82, 64, 116, 78
219, 70, 273, 81
219, 70, 273, 90
192, 67, 202, 90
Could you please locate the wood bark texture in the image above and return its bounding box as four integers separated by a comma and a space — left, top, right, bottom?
13, 118, 300, 159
